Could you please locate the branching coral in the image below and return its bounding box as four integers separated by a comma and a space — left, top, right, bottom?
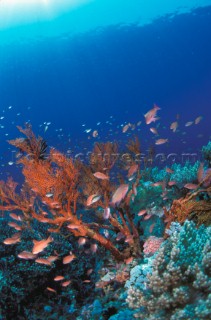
126, 220, 211, 319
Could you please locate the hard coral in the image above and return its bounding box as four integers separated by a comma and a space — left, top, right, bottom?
127, 221, 211, 319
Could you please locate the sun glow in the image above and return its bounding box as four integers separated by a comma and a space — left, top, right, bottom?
1, 0, 50, 7
0, 0, 91, 29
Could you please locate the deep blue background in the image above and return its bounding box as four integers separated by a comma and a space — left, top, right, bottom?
0, 6, 211, 179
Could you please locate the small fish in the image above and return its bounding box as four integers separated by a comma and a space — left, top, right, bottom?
18, 251, 37, 260
61, 280, 71, 287
92, 130, 98, 138
150, 127, 158, 135
84, 128, 92, 133
170, 121, 178, 132
168, 181, 177, 186
9, 213, 22, 221
35, 258, 52, 266
54, 276, 65, 281
144, 104, 161, 125
195, 116, 203, 124
67, 224, 80, 230
87, 194, 101, 206
138, 209, 147, 216
128, 164, 138, 177
149, 223, 155, 233
197, 162, 204, 183
111, 184, 129, 205
125, 235, 133, 243
47, 287, 57, 293
116, 232, 125, 241
185, 121, 193, 127
32, 236, 53, 254
46, 193, 54, 198
63, 254, 76, 264
124, 257, 133, 264
184, 183, 198, 190
90, 243, 98, 253
87, 269, 93, 276
47, 255, 58, 262
155, 138, 168, 145
8, 222, 22, 231
151, 181, 163, 187
166, 167, 174, 174
83, 280, 91, 283
122, 123, 130, 133
103, 207, 110, 219
78, 237, 87, 246
132, 184, 137, 196
144, 214, 152, 220
93, 172, 109, 180
3, 235, 21, 245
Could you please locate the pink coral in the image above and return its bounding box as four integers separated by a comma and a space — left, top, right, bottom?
143, 236, 164, 255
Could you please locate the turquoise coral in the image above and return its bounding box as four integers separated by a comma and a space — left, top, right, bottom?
202, 141, 211, 165
126, 221, 211, 319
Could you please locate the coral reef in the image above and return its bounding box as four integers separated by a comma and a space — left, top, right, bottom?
126, 221, 211, 319
0, 125, 211, 319
202, 141, 211, 166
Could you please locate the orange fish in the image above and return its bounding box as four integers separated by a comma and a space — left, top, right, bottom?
170, 121, 178, 132
128, 164, 138, 177
168, 181, 177, 186
63, 254, 76, 264
87, 269, 93, 276
150, 127, 158, 135
103, 207, 110, 219
32, 236, 53, 254
54, 276, 65, 281
47, 287, 57, 293
144, 104, 161, 125
124, 257, 134, 264
8, 222, 22, 231
93, 172, 109, 180
138, 209, 147, 216
87, 194, 101, 206
61, 280, 71, 287
35, 258, 52, 266
149, 223, 155, 233
166, 167, 174, 174
78, 237, 87, 246
9, 213, 22, 221
197, 162, 204, 183
111, 184, 129, 205
155, 138, 168, 145
184, 183, 198, 190
122, 123, 130, 133
90, 243, 98, 253
144, 214, 152, 220
195, 116, 203, 124
47, 255, 58, 262
3, 235, 21, 245
151, 181, 163, 187
18, 251, 37, 260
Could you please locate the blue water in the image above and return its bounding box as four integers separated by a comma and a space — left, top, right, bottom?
0, 2, 211, 319
0, 0, 211, 179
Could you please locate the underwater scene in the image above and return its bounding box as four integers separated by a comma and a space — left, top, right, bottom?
0, 0, 211, 319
